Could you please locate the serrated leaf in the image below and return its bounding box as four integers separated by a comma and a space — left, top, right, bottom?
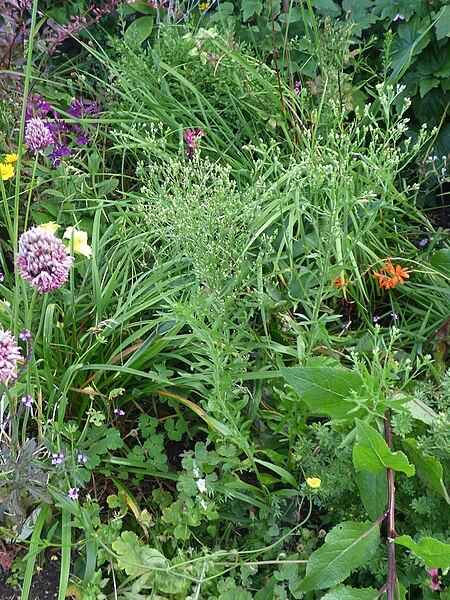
419, 77, 440, 98
403, 438, 450, 503
241, 0, 262, 22
395, 535, 450, 570
435, 5, 450, 40
353, 420, 415, 476
390, 16, 432, 81
125, 16, 154, 46
296, 521, 380, 592
280, 366, 364, 419
355, 470, 388, 521
321, 585, 380, 599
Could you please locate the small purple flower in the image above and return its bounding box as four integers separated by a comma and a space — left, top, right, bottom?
114, 408, 125, 416
22, 395, 33, 408
25, 94, 51, 121
373, 315, 380, 323
76, 453, 88, 463
294, 80, 300, 95
19, 329, 32, 341
51, 452, 65, 466
341, 322, 351, 330
183, 127, 204, 159
393, 13, 405, 22
67, 487, 80, 500
0, 273, 4, 282
428, 568, 439, 590
17, 227, 74, 293
24, 118, 54, 151
390, 312, 398, 320
0, 329, 23, 383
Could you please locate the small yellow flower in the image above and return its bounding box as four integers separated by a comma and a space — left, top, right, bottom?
199, 2, 210, 10
4, 153, 18, 163
306, 477, 321, 489
64, 227, 92, 257
0, 163, 15, 181
38, 221, 60, 235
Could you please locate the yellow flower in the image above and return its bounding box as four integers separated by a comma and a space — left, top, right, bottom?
306, 477, 321, 489
199, 2, 210, 10
64, 227, 92, 257
38, 221, 60, 235
0, 163, 15, 181
5, 153, 18, 163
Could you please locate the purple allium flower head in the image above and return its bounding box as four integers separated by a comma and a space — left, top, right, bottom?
19, 329, 32, 341
114, 408, 125, 416
0, 329, 23, 383
17, 227, 74, 293
67, 487, 80, 500
22, 395, 33, 407
51, 452, 65, 466
24, 118, 54, 151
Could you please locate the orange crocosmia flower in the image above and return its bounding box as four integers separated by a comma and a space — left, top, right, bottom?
373, 259, 409, 290
333, 276, 349, 289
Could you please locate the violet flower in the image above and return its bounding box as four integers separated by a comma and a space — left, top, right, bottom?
0, 329, 23, 384
17, 227, 74, 293
67, 487, 80, 500
24, 118, 54, 151
428, 569, 439, 590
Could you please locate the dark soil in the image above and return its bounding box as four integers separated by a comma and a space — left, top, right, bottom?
0, 558, 60, 600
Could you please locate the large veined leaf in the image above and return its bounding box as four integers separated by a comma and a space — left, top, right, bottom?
280, 366, 364, 419
395, 535, 450, 570
355, 470, 388, 521
403, 438, 450, 503
295, 521, 380, 592
435, 5, 450, 41
321, 586, 380, 599
124, 16, 154, 46
352, 420, 415, 477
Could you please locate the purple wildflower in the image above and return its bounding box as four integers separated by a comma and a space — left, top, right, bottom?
17, 227, 74, 293
0, 329, 23, 383
24, 118, 54, 151
67, 487, 80, 500
19, 329, 31, 341
22, 395, 33, 407
183, 127, 204, 159
294, 80, 300, 95
114, 408, 125, 416
76, 453, 88, 463
373, 315, 380, 324
428, 569, 439, 590
393, 13, 405, 21
25, 94, 51, 121
390, 312, 398, 320
0, 273, 4, 282
51, 452, 65, 466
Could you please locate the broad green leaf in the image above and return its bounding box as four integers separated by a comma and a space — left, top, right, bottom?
419, 77, 441, 98
430, 248, 450, 277
311, 0, 341, 18
280, 366, 364, 419
124, 16, 154, 46
402, 397, 438, 425
403, 439, 450, 503
353, 420, 415, 477
342, 0, 378, 36
296, 521, 380, 592
321, 585, 380, 599
395, 535, 450, 570
254, 458, 298, 488
241, 0, 262, 21
435, 6, 450, 40
390, 16, 432, 81
355, 471, 388, 521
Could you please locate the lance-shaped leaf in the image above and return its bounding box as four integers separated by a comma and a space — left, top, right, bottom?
295, 521, 380, 592
403, 438, 450, 503
355, 470, 388, 521
280, 366, 364, 419
353, 420, 415, 476
321, 585, 380, 599
395, 535, 450, 570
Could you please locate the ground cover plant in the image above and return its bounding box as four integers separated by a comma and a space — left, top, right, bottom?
0, 1, 449, 599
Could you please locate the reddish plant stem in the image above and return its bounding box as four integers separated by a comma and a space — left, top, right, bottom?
384, 410, 399, 600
